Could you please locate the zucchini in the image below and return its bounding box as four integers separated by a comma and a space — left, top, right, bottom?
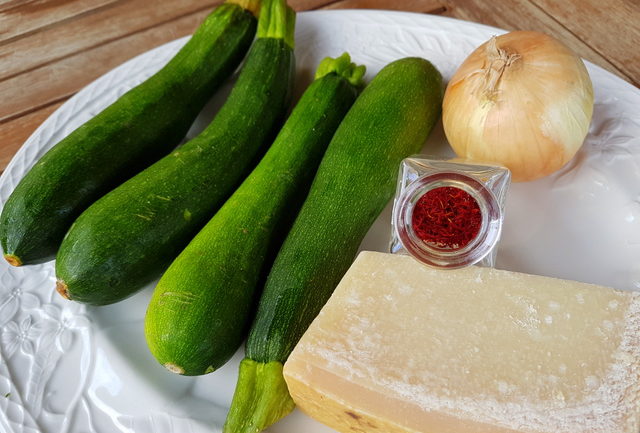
54, 0, 295, 305
0, 0, 260, 266
224, 57, 443, 433
144, 53, 365, 377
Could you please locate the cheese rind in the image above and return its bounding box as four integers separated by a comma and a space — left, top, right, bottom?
283, 251, 640, 433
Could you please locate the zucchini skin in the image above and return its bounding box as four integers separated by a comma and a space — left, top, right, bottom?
247, 57, 443, 364
55, 37, 295, 305
0, 3, 257, 265
144, 72, 359, 376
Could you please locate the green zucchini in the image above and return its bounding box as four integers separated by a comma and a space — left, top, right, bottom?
0, 0, 260, 266
54, 0, 295, 306
224, 57, 443, 433
144, 53, 365, 377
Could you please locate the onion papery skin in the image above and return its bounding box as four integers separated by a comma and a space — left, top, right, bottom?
443, 31, 594, 182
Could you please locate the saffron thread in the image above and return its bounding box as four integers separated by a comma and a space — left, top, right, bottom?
411, 186, 481, 249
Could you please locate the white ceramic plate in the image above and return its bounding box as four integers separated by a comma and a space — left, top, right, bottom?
1, 10, 639, 433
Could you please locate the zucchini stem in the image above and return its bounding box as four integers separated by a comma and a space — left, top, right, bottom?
223, 358, 295, 433
56, 280, 70, 300
315, 52, 366, 88
257, 0, 296, 49
3, 253, 22, 267
226, 0, 261, 17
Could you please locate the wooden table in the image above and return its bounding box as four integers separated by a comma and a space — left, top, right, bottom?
1, 0, 638, 172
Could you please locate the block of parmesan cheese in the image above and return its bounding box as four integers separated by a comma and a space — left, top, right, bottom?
283, 251, 640, 433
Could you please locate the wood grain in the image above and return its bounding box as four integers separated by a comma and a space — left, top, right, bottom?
319, 0, 445, 13
0, 0, 120, 43
0, 0, 221, 81
440, 0, 636, 86
530, 0, 640, 86
290, 0, 337, 10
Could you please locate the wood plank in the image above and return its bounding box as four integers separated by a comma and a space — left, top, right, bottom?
0, 0, 121, 44
290, 0, 341, 10
0, 8, 212, 123
0, 102, 62, 172
318, 0, 446, 13
0, 0, 221, 81
440, 0, 637, 86
0, 0, 36, 12
530, 0, 640, 88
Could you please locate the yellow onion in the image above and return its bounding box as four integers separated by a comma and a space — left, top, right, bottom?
442, 31, 594, 182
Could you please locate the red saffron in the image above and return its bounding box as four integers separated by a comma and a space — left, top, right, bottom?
411, 186, 482, 249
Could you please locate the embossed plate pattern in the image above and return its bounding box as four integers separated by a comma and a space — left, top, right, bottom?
0, 10, 639, 433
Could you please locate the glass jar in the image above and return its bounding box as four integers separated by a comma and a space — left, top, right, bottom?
390, 156, 511, 269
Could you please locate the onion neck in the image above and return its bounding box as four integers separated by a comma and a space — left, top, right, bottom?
482, 36, 520, 101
